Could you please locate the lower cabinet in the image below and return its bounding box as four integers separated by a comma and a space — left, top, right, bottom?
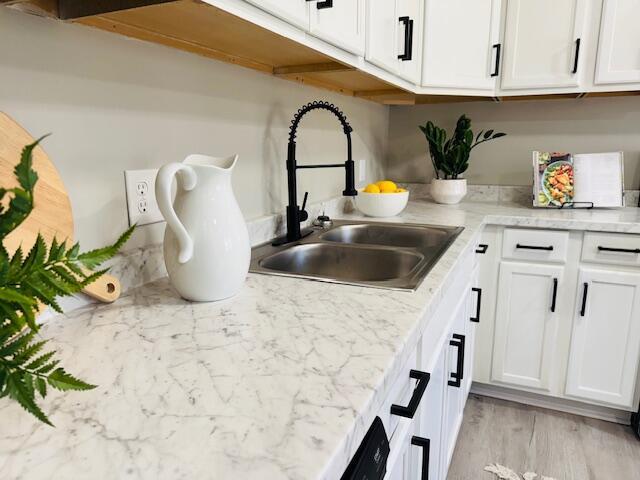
491, 261, 564, 391
565, 267, 640, 408
382, 257, 479, 480
475, 227, 640, 413
440, 287, 471, 475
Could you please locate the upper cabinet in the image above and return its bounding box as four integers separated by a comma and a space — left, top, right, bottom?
499, 0, 587, 91
310, 0, 366, 55
366, 0, 424, 83
594, 0, 640, 85
49, 0, 640, 104
421, 0, 502, 92
244, 0, 309, 30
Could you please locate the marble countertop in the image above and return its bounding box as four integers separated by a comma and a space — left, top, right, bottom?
2, 197, 640, 480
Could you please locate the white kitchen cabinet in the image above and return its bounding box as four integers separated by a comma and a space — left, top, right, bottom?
565, 267, 640, 408
396, 0, 424, 83
243, 0, 309, 30
465, 269, 481, 397
500, 0, 587, 91
366, 0, 423, 83
422, 0, 502, 91
414, 340, 447, 480
491, 261, 564, 391
385, 419, 414, 480
309, 0, 366, 55
441, 291, 469, 475
595, 0, 640, 85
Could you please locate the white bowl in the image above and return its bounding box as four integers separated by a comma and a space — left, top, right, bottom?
354, 189, 409, 217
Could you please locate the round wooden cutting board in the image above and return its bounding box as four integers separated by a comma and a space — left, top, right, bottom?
0, 112, 121, 305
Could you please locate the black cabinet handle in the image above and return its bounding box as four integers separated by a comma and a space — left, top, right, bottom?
448, 334, 465, 388
580, 282, 588, 317
476, 244, 489, 254
516, 243, 554, 251
491, 43, 501, 77
598, 246, 640, 254
470, 287, 482, 323
398, 16, 414, 61
411, 436, 431, 480
390, 370, 430, 419
551, 278, 558, 313
572, 38, 581, 74
306, 0, 333, 9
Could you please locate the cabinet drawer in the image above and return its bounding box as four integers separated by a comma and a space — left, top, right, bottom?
582, 232, 640, 267
502, 228, 569, 263
379, 348, 419, 439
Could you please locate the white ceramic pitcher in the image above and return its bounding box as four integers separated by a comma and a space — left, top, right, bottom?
155, 154, 250, 302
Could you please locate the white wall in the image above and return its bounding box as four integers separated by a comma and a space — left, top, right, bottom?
388, 96, 640, 189
0, 8, 388, 250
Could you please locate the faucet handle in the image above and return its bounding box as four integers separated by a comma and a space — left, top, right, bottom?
299, 191, 309, 222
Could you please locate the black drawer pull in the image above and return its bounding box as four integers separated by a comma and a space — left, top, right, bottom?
306, 0, 333, 9
476, 243, 489, 254
491, 43, 501, 77
411, 436, 431, 480
398, 16, 414, 61
580, 282, 588, 317
598, 246, 640, 254
448, 334, 465, 388
551, 278, 558, 313
390, 370, 430, 419
572, 38, 581, 74
516, 243, 554, 251
470, 287, 482, 323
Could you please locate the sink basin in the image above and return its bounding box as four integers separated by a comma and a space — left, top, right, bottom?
320, 223, 455, 249
259, 243, 423, 282
250, 220, 463, 290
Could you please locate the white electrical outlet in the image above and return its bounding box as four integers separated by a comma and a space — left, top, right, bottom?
358, 159, 367, 186
124, 169, 163, 226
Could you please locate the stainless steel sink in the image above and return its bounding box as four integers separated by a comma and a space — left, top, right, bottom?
320, 223, 454, 249
260, 243, 424, 282
250, 220, 463, 291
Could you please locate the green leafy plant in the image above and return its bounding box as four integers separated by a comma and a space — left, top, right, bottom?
0, 136, 134, 425
419, 115, 506, 179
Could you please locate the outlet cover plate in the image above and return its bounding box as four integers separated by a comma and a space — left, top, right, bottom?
124, 169, 163, 227
358, 159, 367, 186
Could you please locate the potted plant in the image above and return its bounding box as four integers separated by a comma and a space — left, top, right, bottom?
0, 137, 134, 425
419, 115, 506, 204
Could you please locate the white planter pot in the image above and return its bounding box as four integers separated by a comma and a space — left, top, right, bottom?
430, 178, 467, 205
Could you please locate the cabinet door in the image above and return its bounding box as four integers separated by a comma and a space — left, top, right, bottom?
500, 0, 586, 90
310, 0, 366, 55
396, 0, 424, 84
415, 343, 446, 480
365, 1, 399, 73
244, 0, 309, 30
491, 262, 564, 391
565, 267, 640, 408
465, 271, 481, 397
595, 0, 640, 85
422, 0, 501, 90
441, 294, 468, 477
385, 420, 413, 480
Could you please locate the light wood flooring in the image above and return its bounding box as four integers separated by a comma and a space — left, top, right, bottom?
447, 395, 640, 480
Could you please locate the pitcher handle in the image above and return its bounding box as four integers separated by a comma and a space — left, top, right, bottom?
155, 163, 197, 264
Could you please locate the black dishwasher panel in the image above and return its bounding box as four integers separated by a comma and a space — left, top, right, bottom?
341, 416, 390, 480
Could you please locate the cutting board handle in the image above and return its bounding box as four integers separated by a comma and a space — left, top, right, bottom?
82, 271, 121, 303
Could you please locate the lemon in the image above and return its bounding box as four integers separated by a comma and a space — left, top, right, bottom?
395, 188, 407, 193
377, 180, 398, 193
364, 183, 381, 194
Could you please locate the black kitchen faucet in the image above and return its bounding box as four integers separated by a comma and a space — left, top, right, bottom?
276, 101, 358, 245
